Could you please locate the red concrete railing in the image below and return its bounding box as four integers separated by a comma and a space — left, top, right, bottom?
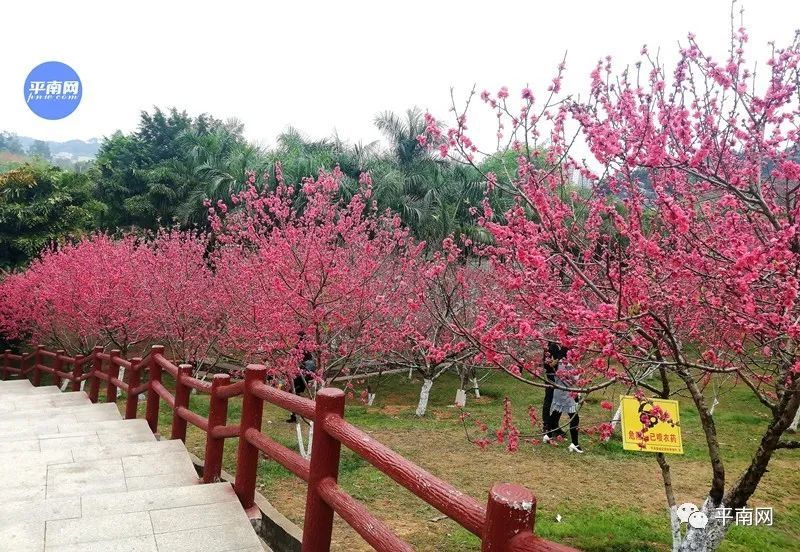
1, 346, 576, 552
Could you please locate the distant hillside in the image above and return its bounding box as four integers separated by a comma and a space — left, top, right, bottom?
0, 151, 27, 164
0, 151, 27, 172
15, 135, 100, 161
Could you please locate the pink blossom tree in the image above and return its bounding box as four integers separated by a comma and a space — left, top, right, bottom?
139, 229, 226, 374
0, 235, 152, 355
422, 20, 800, 552
208, 166, 422, 455
0, 230, 223, 376
210, 166, 422, 383
390, 236, 479, 415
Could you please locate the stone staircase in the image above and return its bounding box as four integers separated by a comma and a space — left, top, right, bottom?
0, 379, 266, 551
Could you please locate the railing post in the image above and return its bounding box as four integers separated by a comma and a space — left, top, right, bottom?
146, 345, 164, 434
71, 354, 84, 392
106, 350, 121, 403
171, 364, 192, 442
54, 350, 65, 388
234, 364, 267, 513
125, 357, 142, 420
481, 483, 536, 552
88, 346, 103, 403
301, 387, 346, 552
32, 345, 43, 386
2, 349, 9, 380
203, 373, 231, 483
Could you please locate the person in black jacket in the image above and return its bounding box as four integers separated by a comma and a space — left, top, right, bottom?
286, 351, 316, 423
541, 342, 567, 440
548, 364, 583, 453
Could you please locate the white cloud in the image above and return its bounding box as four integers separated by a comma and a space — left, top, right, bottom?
2, 0, 798, 150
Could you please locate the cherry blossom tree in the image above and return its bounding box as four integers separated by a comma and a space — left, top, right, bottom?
209, 165, 422, 383
139, 229, 226, 375
207, 165, 422, 455
0, 230, 224, 376
422, 19, 800, 552
0, 235, 152, 354
390, 236, 479, 415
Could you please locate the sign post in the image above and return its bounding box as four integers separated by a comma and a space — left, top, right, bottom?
620, 395, 683, 454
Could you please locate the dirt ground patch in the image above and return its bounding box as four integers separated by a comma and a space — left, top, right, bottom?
173, 372, 800, 551
258, 422, 800, 551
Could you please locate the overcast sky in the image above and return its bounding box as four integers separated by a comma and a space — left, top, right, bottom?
2, 1, 799, 150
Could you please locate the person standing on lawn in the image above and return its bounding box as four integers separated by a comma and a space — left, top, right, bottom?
542, 341, 567, 440
286, 349, 316, 423
543, 343, 584, 453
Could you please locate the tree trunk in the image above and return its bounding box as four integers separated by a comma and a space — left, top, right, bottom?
117, 366, 127, 399
668, 505, 681, 552
657, 453, 680, 552
455, 388, 467, 407
660, 470, 732, 551
608, 403, 622, 441
295, 421, 313, 459
723, 385, 800, 508
471, 376, 481, 398
295, 422, 306, 458
789, 407, 800, 432
679, 370, 726, 505
416, 379, 433, 416
676, 497, 731, 552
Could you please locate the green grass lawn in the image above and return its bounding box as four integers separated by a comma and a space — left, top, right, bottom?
70, 368, 800, 551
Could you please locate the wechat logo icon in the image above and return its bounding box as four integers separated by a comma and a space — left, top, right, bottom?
677, 503, 708, 529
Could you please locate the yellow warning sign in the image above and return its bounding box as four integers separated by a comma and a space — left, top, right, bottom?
620, 395, 683, 454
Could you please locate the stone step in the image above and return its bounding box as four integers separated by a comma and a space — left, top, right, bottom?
0, 402, 122, 423
80, 481, 237, 515
0, 387, 87, 399
0, 448, 75, 467
0, 418, 154, 442
0, 438, 186, 467
0, 379, 63, 391
0, 392, 91, 413
1, 453, 199, 504
0, 382, 58, 392
0, 404, 121, 432
0, 391, 89, 408
0, 379, 34, 390
0, 495, 79, 525
0, 483, 263, 551
71, 438, 187, 462
0, 420, 157, 454
0, 382, 266, 551
0, 383, 61, 396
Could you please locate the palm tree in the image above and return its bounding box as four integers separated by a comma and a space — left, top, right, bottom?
372, 108, 494, 245
371, 109, 445, 237
175, 123, 269, 226
255, 113, 498, 247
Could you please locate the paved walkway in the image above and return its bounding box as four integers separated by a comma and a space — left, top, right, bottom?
0, 379, 265, 551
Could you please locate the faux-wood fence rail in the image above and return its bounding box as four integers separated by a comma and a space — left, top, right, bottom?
1, 345, 576, 552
